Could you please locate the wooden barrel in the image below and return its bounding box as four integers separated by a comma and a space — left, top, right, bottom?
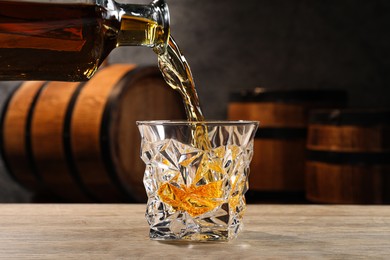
0, 64, 186, 203
306, 109, 390, 204
228, 88, 347, 195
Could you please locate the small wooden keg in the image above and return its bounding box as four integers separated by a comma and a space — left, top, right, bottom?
306, 109, 390, 204
228, 88, 347, 194
0, 64, 186, 203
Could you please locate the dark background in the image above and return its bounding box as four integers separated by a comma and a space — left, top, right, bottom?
1, 0, 389, 202
113, 0, 390, 119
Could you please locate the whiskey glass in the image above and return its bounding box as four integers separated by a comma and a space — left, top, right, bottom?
137, 120, 258, 241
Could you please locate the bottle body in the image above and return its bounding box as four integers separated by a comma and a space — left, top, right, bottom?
0, 0, 169, 81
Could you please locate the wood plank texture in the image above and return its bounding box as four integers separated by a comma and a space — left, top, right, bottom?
0, 204, 389, 259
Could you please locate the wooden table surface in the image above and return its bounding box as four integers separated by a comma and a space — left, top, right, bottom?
0, 204, 389, 259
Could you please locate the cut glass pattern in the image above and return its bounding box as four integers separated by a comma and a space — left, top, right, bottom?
138, 121, 258, 241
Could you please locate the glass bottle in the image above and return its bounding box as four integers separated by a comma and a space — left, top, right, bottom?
0, 0, 170, 81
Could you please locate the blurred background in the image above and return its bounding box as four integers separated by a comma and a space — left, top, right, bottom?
0, 0, 389, 203
113, 0, 390, 119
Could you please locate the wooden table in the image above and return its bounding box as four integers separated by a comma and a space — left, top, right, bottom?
0, 204, 389, 259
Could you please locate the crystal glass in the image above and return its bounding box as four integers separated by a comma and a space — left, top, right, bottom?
137, 120, 259, 241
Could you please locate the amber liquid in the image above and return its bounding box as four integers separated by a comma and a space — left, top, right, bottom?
0, 1, 163, 81
157, 39, 240, 217
157, 38, 204, 122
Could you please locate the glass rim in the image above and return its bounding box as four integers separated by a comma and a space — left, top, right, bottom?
136, 120, 259, 126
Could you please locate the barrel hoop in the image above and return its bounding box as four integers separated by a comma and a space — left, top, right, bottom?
0, 84, 24, 182
63, 81, 99, 202
307, 150, 390, 165
25, 82, 50, 183
309, 109, 390, 126
229, 89, 347, 104
100, 67, 155, 202
256, 128, 307, 139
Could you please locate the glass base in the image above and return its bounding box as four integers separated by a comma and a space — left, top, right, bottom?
149, 224, 242, 242
146, 202, 244, 242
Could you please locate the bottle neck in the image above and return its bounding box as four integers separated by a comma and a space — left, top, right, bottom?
114, 0, 170, 54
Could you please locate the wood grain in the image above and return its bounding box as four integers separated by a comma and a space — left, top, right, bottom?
0, 204, 389, 259
31, 81, 87, 201
228, 102, 307, 127
70, 64, 135, 202
307, 124, 389, 152
228, 102, 308, 192
1, 81, 45, 190
306, 162, 390, 204
251, 138, 305, 191
306, 110, 390, 204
